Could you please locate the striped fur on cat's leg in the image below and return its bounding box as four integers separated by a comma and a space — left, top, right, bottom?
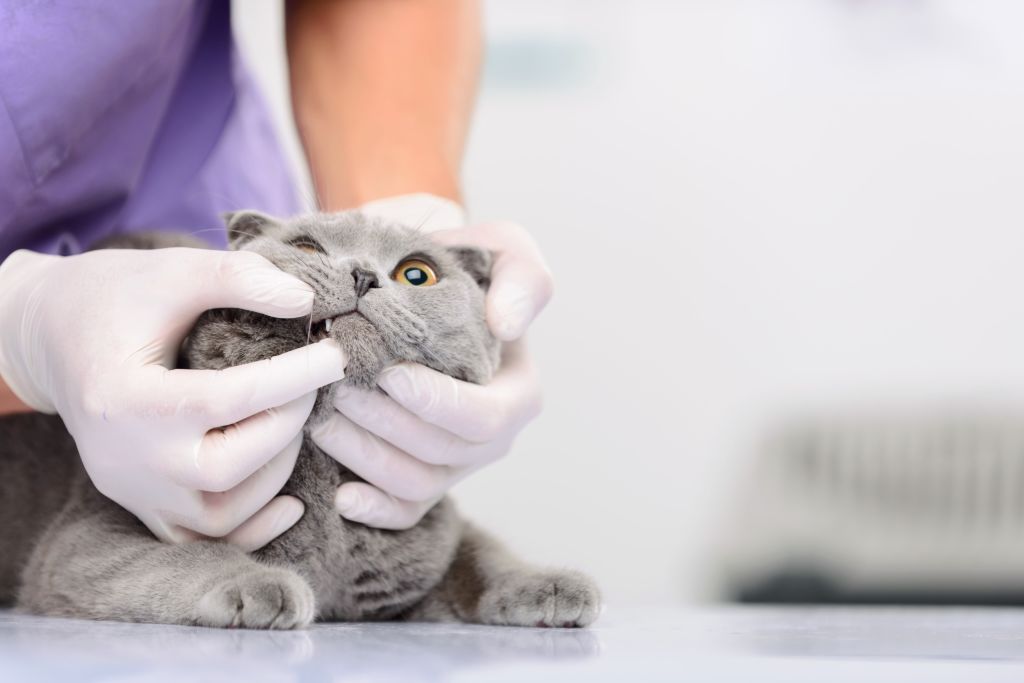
17, 489, 313, 629
405, 522, 601, 628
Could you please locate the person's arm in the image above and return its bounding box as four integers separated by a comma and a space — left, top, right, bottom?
286, 0, 482, 208
286, 0, 555, 530
0, 376, 31, 414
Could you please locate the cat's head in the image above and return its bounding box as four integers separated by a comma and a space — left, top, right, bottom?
186, 211, 499, 410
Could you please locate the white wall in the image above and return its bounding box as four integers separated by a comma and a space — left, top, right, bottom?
233, 0, 1024, 604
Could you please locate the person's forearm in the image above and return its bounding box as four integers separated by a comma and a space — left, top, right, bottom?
286, 0, 482, 210
0, 376, 31, 414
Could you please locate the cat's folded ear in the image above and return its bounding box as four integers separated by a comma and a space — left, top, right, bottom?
447, 246, 493, 290
222, 210, 281, 249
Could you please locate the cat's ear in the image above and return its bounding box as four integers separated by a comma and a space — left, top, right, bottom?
447, 246, 493, 290
222, 210, 280, 249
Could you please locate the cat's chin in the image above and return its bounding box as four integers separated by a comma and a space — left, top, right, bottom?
298, 312, 395, 425
331, 311, 390, 380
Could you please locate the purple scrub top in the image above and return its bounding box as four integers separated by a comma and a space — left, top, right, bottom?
0, 1, 300, 260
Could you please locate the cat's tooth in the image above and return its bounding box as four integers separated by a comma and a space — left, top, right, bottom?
324, 318, 333, 333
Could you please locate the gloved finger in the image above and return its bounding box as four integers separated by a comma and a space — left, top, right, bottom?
334, 482, 441, 530
376, 341, 542, 443
179, 431, 304, 537
191, 249, 316, 319
487, 251, 554, 342
310, 411, 454, 503
332, 387, 501, 467
432, 222, 554, 341
145, 339, 345, 427
170, 392, 315, 492
221, 495, 305, 552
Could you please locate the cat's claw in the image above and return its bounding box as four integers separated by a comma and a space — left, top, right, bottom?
196, 567, 315, 630
477, 569, 601, 628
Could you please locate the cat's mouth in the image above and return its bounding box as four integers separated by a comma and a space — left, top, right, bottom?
309, 310, 365, 340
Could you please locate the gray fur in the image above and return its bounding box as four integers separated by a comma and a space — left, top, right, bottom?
0, 211, 600, 629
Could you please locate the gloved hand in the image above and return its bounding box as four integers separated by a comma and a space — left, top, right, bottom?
312, 194, 554, 529
0, 247, 347, 549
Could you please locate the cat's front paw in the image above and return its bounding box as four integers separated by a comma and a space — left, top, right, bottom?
196, 566, 315, 630
477, 569, 601, 628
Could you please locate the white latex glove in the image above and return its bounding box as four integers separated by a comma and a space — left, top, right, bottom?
312, 194, 553, 529
0, 247, 347, 549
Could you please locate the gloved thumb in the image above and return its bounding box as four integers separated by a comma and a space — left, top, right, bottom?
483, 224, 554, 341
431, 221, 554, 342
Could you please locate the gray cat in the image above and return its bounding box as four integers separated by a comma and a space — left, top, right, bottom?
0, 211, 600, 630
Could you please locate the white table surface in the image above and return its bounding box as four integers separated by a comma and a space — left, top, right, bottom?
4, 605, 1024, 681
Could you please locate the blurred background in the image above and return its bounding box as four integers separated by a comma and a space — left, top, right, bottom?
233, 0, 1024, 606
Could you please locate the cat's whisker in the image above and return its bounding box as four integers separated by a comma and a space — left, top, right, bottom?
278, 251, 311, 272
411, 212, 433, 235
224, 228, 265, 243
315, 247, 330, 270
418, 343, 453, 373
186, 227, 232, 237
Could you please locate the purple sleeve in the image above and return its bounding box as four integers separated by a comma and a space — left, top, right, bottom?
0, 0, 298, 261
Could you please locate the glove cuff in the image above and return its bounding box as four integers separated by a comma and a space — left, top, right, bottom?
0, 250, 59, 413
358, 193, 468, 234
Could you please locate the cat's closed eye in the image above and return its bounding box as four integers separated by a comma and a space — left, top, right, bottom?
393, 258, 438, 287
289, 237, 324, 255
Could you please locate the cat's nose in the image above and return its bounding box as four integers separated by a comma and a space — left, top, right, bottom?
352, 267, 381, 298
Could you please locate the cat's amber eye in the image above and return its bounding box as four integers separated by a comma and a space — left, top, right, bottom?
393, 259, 438, 287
